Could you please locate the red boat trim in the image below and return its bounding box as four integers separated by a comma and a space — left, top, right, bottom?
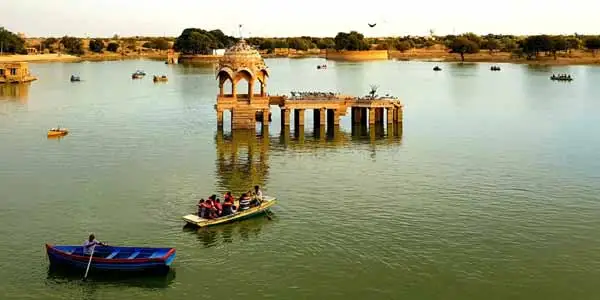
45, 244, 176, 264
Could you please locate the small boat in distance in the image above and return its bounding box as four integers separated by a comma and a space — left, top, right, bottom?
47, 127, 69, 137
45, 244, 176, 274
153, 75, 168, 82
433, 66, 442, 71
70, 75, 81, 82
134, 70, 146, 76
490, 66, 501, 71
550, 74, 573, 82
183, 196, 277, 228
317, 64, 327, 69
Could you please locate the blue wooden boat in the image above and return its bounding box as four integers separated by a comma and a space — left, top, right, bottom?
45, 244, 176, 274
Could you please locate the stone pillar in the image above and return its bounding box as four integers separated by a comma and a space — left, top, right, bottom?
393, 107, 403, 123
280, 125, 290, 145
327, 109, 340, 126
281, 108, 291, 128
295, 109, 305, 127
262, 108, 270, 124
217, 109, 224, 128
352, 107, 362, 125
368, 108, 376, 125
248, 80, 254, 101
260, 82, 266, 97
232, 82, 237, 98
386, 108, 394, 124
313, 109, 320, 129
375, 108, 384, 124
219, 84, 224, 97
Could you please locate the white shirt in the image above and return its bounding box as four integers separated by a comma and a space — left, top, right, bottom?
254, 189, 263, 200
83, 239, 100, 254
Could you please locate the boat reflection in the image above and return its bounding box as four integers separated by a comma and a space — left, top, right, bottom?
46, 264, 176, 288
0, 83, 30, 103
183, 216, 270, 247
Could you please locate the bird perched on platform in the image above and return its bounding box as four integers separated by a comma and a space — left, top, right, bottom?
368, 23, 377, 28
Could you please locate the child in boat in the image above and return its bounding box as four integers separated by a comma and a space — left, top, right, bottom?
214, 199, 223, 216
83, 234, 106, 255
222, 192, 235, 216
197, 199, 205, 217
239, 193, 251, 211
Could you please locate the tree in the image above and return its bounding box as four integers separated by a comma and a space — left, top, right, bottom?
174, 28, 236, 54
584, 36, 600, 56
259, 39, 274, 51
106, 42, 119, 52
273, 39, 289, 49
334, 31, 369, 51
566, 37, 581, 53
317, 38, 335, 49
88, 39, 104, 53
484, 38, 501, 54
550, 36, 567, 59
501, 37, 518, 52
520, 35, 552, 59
60, 36, 84, 55
287, 37, 309, 51
42, 37, 58, 53
449, 37, 479, 61
0, 27, 26, 54
142, 38, 170, 50
395, 40, 412, 52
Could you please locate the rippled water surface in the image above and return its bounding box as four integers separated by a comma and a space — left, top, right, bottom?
1, 58, 600, 299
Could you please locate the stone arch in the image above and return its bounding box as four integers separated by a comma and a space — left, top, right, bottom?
234, 68, 255, 98
217, 67, 235, 96
257, 68, 269, 96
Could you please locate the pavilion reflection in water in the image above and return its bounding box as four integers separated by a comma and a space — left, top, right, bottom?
215, 123, 402, 190
0, 83, 30, 103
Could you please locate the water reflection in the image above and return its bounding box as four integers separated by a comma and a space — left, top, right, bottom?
0, 83, 30, 103
184, 217, 270, 247
46, 265, 175, 289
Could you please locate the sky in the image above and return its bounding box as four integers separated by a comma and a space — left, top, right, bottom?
1, 0, 599, 38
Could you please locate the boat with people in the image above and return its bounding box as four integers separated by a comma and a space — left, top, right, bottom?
153, 75, 168, 82
45, 244, 176, 274
70, 75, 81, 82
550, 74, 573, 82
183, 186, 276, 228
433, 66, 442, 71
47, 127, 69, 137
317, 64, 327, 69
132, 70, 146, 79
490, 66, 501, 71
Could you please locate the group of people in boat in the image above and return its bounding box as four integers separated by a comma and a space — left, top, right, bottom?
197, 185, 264, 219
317, 64, 327, 69
490, 66, 501, 71
550, 74, 573, 81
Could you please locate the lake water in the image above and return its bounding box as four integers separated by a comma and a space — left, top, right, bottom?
1, 58, 600, 299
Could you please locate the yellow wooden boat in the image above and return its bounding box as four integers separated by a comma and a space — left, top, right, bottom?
182, 196, 277, 228
47, 128, 69, 137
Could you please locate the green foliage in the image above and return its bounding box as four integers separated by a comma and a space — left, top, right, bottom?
501, 38, 518, 52
550, 36, 567, 59
449, 37, 480, 61
106, 42, 119, 52
334, 31, 370, 51
88, 39, 104, 53
0, 27, 26, 54
317, 38, 335, 49
273, 39, 289, 49
142, 38, 170, 50
520, 35, 553, 59
395, 40, 412, 52
174, 28, 236, 54
584, 36, 600, 56
566, 37, 581, 52
483, 38, 501, 53
42, 37, 58, 53
287, 37, 309, 51
60, 36, 84, 55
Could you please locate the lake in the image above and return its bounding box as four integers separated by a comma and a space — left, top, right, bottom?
1, 58, 599, 299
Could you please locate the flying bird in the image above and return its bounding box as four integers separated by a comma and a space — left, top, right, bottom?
368, 23, 377, 28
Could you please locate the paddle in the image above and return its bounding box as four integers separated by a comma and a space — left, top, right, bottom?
83, 245, 95, 281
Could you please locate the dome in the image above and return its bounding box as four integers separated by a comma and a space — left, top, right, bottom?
218, 39, 268, 79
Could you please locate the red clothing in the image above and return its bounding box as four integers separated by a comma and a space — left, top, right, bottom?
214, 202, 223, 211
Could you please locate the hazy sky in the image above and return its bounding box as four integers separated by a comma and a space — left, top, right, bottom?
2, 0, 599, 37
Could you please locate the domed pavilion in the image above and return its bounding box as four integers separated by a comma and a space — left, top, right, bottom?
216, 39, 271, 130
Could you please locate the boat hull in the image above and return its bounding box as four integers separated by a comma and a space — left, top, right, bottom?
183, 196, 276, 228
45, 244, 175, 274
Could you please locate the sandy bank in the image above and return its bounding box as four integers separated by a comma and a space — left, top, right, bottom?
0, 54, 81, 63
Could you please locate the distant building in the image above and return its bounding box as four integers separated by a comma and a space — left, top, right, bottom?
212, 49, 225, 56
0, 62, 37, 83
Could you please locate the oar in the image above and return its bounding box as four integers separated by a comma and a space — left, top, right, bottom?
83, 245, 95, 281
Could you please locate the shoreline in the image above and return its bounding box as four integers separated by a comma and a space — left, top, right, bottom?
2, 50, 600, 66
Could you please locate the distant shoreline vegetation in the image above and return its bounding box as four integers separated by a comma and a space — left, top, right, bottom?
2, 26, 600, 63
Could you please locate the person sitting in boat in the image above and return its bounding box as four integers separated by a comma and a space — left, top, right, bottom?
83, 234, 106, 255
197, 199, 205, 217
239, 193, 251, 211
204, 199, 218, 219
214, 198, 223, 216
252, 185, 263, 201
